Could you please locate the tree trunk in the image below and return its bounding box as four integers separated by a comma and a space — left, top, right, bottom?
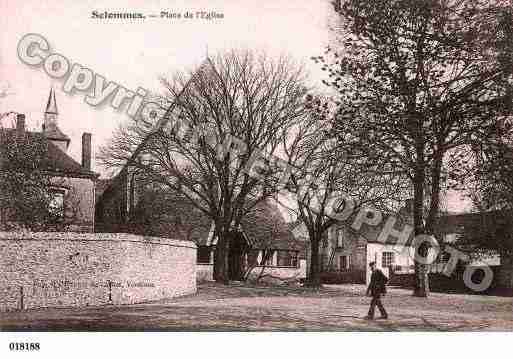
305, 237, 322, 288
412, 169, 429, 297
413, 253, 429, 297
213, 230, 230, 284
412, 110, 430, 297
413, 152, 444, 295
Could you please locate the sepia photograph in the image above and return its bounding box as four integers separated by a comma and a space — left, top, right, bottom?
0, 0, 512, 357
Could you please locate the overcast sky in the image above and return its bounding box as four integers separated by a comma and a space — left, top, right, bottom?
0, 0, 329, 163
0, 0, 469, 212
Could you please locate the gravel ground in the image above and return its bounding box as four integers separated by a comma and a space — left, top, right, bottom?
1, 282, 512, 331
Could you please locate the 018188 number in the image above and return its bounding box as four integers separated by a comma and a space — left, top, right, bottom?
9, 342, 40, 351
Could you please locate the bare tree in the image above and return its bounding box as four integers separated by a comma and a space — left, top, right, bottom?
319, 0, 513, 296
278, 95, 409, 288
98, 50, 309, 283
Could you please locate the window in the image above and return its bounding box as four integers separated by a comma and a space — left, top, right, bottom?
336, 228, 344, 248
276, 250, 298, 267
197, 246, 211, 264
340, 255, 350, 270
48, 190, 65, 218
382, 252, 395, 267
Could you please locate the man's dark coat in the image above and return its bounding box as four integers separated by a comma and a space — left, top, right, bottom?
368, 268, 388, 296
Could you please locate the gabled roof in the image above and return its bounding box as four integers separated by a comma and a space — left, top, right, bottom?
130, 189, 304, 251
0, 129, 98, 179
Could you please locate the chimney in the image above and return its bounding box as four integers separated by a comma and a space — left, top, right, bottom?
82, 133, 92, 171
16, 113, 25, 135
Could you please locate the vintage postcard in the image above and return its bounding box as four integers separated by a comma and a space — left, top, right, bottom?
0, 0, 512, 357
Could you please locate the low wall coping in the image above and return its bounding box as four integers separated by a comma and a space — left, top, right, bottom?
0, 231, 197, 249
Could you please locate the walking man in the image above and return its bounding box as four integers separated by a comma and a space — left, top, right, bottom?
364, 261, 388, 320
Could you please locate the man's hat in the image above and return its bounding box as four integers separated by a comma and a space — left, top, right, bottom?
369, 261, 376, 266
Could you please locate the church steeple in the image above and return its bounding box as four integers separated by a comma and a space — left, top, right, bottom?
45, 87, 58, 115
42, 88, 70, 152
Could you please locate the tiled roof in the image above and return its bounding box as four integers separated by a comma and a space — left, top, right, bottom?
131, 190, 304, 251
0, 129, 97, 178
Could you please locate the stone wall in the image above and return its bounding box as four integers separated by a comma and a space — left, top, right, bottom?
0, 232, 196, 311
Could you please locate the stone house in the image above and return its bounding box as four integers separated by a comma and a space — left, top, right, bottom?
289, 202, 416, 285
0, 89, 99, 232
307, 202, 513, 289
321, 222, 416, 284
